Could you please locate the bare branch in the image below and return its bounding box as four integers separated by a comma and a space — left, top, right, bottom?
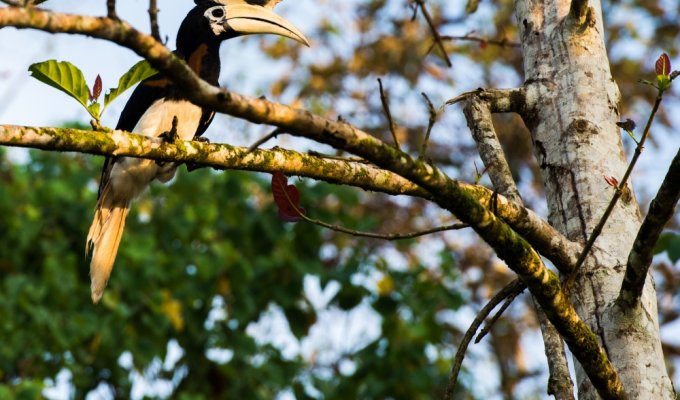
463, 92, 523, 204
619, 148, 680, 307
148, 0, 161, 42
377, 78, 401, 151
462, 88, 576, 397
106, 0, 118, 20
247, 127, 285, 152
475, 282, 525, 343
534, 302, 576, 400
445, 279, 526, 400
441, 34, 521, 49
419, 92, 439, 160
412, 0, 452, 67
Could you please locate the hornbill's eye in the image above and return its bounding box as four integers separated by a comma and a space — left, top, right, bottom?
211, 8, 225, 18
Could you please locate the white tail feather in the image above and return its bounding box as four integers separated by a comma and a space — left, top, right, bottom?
86, 187, 130, 304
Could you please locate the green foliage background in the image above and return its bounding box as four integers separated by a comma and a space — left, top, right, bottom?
0, 148, 465, 399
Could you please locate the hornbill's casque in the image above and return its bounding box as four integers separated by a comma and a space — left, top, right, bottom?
86, 0, 308, 303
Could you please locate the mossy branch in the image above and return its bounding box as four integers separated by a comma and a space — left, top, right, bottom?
0, 7, 625, 394
0, 123, 622, 397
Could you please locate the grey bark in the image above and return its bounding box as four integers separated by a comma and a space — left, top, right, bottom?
515, 0, 674, 397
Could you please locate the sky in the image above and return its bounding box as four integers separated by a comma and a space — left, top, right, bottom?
1, 1, 678, 399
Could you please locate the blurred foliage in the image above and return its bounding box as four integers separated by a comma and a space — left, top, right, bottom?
1, 0, 679, 398
0, 148, 465, 398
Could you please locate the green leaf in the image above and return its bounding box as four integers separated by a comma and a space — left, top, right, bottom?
104, 60, 158, 108
28, 60, 90, 108
654, 232, 680, 263
87, 102, 101, 120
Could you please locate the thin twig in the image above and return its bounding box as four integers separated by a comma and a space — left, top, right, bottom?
475, 282, 525, 343
445, 279, 526, 400
441, 34, 521, 49
307, 151, 370, 164
148, 0, 162, 42
277, 175, 468, 240
106, 0, 118, 20
378, 78, 401, 151
564, 92, 665, 292
419, 92, 439, 160
247, 127, 284, 152
413, 0, 452, 67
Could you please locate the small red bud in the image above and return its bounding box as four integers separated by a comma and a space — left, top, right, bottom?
604, 176, 619, 187
656, 53, 671, 77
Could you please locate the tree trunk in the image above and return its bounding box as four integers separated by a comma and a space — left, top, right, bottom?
515, 0, 674, 397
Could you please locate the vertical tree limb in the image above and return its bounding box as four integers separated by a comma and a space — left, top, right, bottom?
148, 0, 161, 42
619, 148, 680, 307
106, 0, 118, 20
462, 89, 575, 399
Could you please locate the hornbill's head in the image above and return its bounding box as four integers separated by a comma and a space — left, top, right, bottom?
180, 0, 309, 48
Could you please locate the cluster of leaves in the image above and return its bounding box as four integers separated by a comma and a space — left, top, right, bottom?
0, 148, 466, 399
28, 60, 157, 123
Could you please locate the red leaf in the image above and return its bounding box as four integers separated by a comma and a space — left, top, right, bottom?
604, 175, 619, 187
271, 171, 306, 223
479, 40, 488, 50
93, 74, 103, 100
656, 53, 671, 77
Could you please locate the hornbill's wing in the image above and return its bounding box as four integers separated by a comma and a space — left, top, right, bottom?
97, 73, 216, 197
97, 73, 166, 197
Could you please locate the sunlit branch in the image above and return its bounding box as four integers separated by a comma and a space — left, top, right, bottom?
460, 87, 575, 398
0, 9, 626, 393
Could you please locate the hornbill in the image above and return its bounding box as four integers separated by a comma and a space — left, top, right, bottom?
86, 0, 308, 303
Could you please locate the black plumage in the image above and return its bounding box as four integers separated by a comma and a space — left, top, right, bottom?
86, 0, 308, 303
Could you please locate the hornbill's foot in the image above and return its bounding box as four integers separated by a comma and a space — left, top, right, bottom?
157, 116, 179, 167
159, 116, 179, 143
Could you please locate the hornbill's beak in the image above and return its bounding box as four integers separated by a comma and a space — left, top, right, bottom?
225, 3, 310, 46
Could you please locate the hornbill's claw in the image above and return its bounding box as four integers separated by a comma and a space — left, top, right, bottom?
159, 116, 179, 143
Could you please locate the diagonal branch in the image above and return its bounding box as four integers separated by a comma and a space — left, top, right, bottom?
0, 9, 626, 394
463, 91, 523, 204
0, 125, 427, 198
412, 0, 452, 67
445, 279, 526, 399
0, 7, 579, 275
461, 88, 575, 399
619, 148, 680, 307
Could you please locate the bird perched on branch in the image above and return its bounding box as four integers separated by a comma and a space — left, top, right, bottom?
86, 0, 308, 303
